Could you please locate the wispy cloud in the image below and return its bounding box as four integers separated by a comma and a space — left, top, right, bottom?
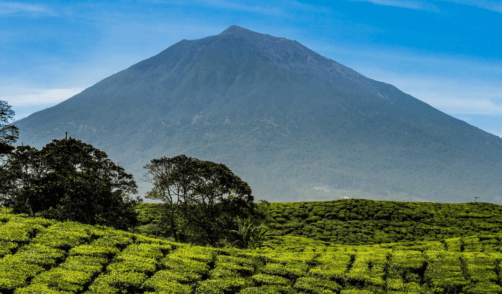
438, 0, 502, 13
199, 0, 284, 15
364, 71, 502, 115
145, 0, 330, 16
145, 0, 283, 15
349, 0, 438, 11
0, 1, 56, 16
430, 97, 502, 116
1, 88, 84, 106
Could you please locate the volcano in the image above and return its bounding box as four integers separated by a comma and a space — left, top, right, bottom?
12, 25, 502, 203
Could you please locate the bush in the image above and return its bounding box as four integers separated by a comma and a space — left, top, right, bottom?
294, 277, 341, 293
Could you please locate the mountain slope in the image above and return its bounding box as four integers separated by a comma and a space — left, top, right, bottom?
12, 25, 502, 202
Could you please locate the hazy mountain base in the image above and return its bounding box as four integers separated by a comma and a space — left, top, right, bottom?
295, 185, 428, 203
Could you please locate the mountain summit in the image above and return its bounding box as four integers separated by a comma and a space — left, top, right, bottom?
12, 26, 502, 202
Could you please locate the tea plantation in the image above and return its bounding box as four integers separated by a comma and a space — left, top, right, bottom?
136, 199, 502, 245
3, 199, 502, 293
263, 199, 502, 246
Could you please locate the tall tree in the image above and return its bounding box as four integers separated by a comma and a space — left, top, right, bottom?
0, 100, 19, 157
0, 136, 142, 229
143, 154, 255, 246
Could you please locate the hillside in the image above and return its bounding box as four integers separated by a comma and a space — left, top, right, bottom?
3, 207, 502, 293
136, 199, 502, 246
10, 25, 502, 203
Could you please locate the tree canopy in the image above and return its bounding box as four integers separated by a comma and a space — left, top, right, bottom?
0, 136, 141, 229
143, 154, 256, 246
0, 100, 19, 156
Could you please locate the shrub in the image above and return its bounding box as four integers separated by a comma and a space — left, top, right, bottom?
86, 271, 147, 293
196, 277, 250, 294
29, 267, 94, 292
239, 285, 295, 294
59, 255, 106, 274
0, 255, 44, 290
425, 251, 469, 289
15, 243, 66, 267
32, 222, 94, 249
144, 269, 200, 284
143, 276, 192, 294
0, 241, 17, 257
69, 245, 120, 258
162, 255, 210, 276
463, 252, 498, 283
0, 219, 47, 242
309, 253, 352, 280
14, 284, 73, 294
294, 276, 341, 293
261, 262, 306, 279
214, 261, 255, 276
91, 233, 133, 249
251, 273, 291, 286
107, 255, 158, 274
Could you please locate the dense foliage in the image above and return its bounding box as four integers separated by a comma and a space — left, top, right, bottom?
143, 155, 256, 246
0, 137, 142, 229
0, 100, 19, 156
3, 207, 502, 293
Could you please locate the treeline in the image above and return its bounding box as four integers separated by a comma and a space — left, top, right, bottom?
0, 100, 267, 248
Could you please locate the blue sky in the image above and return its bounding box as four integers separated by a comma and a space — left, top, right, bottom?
1, 0, 501, 137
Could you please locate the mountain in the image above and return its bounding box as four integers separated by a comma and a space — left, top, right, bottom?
11, 25, 502, 203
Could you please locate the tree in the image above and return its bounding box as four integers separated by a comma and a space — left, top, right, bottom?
0, 136, 142, 229
143, 154, 255, 246
0, 100, 19, 157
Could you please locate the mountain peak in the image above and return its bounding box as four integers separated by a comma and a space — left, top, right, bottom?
219, 25, 255, 36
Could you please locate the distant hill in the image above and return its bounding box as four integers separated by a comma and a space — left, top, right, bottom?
11, 25, 502, 203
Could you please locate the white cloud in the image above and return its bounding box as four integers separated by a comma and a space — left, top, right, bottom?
1, 88, 84, 106
0, 1, 56, 16
145, 0, 284, 15
350, 64, 502, 115
429, 98, 502, 115
350, 0, 502, 12
371, 73, 502, 115
200, 0, 284, 15
349, 0, 438, 10
145, 0, 330, 16
438, 0, 502, 13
